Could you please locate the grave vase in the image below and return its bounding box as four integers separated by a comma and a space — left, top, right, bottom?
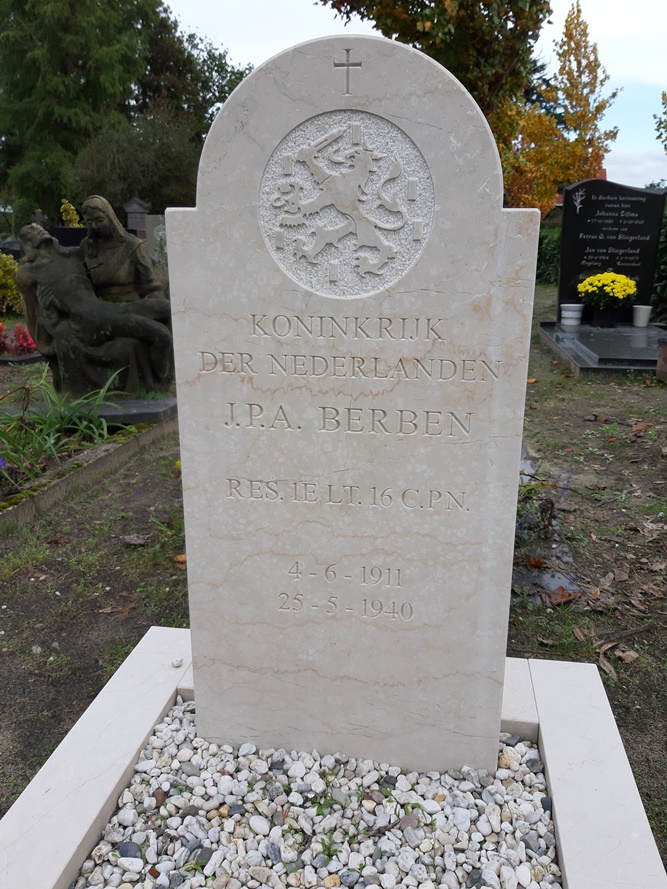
592, 305, 616, 328
559, 304, 583, 328
632, 304, 652, 327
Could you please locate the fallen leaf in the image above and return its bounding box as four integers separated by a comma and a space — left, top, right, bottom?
98, 605, 123, 614
538, 637, 557, 647
564, 447, 574, 453
113, 604, 136, 621
573, 626, 586, 642
540, 586, 581, 606
551, 360, 559, 366
598, 640, 619, 655
174, 554, 187, 564
631, 422, 652, 433
122, 535, 149, 546
528, 558, 545, 569
584, 414, 598, 422
599, 572, 614, 589
615, 649, 639, 664
527, 378, 539, 384
598, 653, 618, 681
614, 569, 629, 583
650, 562, 667, 572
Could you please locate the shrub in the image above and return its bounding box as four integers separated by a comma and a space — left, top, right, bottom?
0, 253, 22, 315
536, 226, 561, 285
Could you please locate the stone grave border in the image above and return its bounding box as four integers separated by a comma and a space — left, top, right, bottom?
0, 414, 178, 530
1, 627, 664, 889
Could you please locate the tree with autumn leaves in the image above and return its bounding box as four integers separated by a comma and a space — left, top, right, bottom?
501, 1, 618, 215
322, 0, 618, 217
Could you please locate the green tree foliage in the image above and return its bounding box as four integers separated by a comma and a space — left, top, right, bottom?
319, 0, 552, 118
132, 7, 251, 128
0, 1, 251, 217
0, 0, 161, 216
67, 104, 201, 215
655, 91, 667, 154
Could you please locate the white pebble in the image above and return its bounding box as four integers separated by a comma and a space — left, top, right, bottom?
249, 814, 271, 835
116, 808, 137, 827
117, 857, 144, 873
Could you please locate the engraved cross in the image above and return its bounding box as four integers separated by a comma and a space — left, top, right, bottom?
333, 49, 362, 95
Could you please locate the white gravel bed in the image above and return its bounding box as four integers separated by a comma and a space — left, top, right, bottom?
71, 698, 561, 889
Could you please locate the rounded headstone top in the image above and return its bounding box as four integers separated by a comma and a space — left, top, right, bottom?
198, 34, 501, 207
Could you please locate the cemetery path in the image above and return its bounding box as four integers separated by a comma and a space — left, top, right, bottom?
0, 287, 665, 864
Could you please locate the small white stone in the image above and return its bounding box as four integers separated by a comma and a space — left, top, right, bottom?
288, 761, 307, 779
499, 865, 518, 889
516, 864, 532, 888
117, 808, 138, 827
452, 808, 470, 832
118, 857, 144, 873
419, 799, 441, 815
249, 815, 271, 836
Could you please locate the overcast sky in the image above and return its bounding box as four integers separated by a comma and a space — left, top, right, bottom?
167, 0, 667, 189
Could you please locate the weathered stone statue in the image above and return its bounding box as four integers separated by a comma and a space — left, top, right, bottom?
16, 224, 172, 397
78, 195, 166, 302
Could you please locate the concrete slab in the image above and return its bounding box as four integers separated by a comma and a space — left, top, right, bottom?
98, 397, 177, 426
0, 631, 664, 889
539, 322, 667, 375
531, 658, 667, 889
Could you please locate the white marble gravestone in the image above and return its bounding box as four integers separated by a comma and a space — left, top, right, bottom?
166, 35, 539, 772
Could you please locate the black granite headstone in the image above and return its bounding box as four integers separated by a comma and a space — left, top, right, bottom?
558, 180, 666, 323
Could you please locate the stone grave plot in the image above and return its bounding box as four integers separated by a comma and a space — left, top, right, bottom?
539, 179, 667, 373
1, 34, 666, 889
2, 630, 665, 889
58, 701, 561, 889
538, 321, 667, 375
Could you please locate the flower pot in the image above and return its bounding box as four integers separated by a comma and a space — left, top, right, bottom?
632, 305, 652, 328
559, 304, 583, 328
592, 306, 616, 328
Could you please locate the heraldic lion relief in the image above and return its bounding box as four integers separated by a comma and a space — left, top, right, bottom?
259, 110, 435, 298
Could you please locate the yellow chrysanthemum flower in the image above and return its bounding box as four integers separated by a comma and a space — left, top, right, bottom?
577, 273, 637, 308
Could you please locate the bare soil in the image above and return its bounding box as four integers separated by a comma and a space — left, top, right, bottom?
0, 286, 665, 865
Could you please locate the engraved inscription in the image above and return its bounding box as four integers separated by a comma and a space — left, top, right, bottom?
333, 48, 362, 95
278, 592, 414, 621
259, 111, 435, 297
220, 400, 473, 437
225, 479, 467, 512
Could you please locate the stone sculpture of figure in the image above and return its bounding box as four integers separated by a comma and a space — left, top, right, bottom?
78, 195, 165, 302
16, 224, 172, 397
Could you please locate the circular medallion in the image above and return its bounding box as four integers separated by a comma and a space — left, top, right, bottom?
259, 110, 434, 298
